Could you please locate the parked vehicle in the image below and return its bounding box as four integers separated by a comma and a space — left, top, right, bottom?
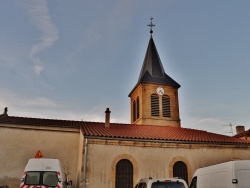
189, 160, 250, 188
20, 158, 72, 188
135, 177, 188, 188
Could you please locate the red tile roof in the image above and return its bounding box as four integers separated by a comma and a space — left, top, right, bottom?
1, 115, 250, 145
234, 129, 250, 138
81, 122, 250, 144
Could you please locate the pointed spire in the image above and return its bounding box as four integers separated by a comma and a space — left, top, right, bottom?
128, 19, 180, 97
137, 33, 180, 88
138, 37, 165, 80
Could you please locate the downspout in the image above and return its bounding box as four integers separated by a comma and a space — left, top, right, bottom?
83, 138, 88, 188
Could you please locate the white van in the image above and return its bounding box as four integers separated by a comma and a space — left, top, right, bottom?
135, 177, 188, 188
189, 160, 250, 188
20, 158, 71, 188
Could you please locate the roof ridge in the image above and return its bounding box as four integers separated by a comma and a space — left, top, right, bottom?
1, 115, 107, 124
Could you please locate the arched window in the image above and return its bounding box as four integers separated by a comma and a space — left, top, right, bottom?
115, 159, 133, 188
151, 94, 159, 116
133, 100, 136, 122
173, 161, 188, 184
162, 94, 171, 117
136, 97, 140, 119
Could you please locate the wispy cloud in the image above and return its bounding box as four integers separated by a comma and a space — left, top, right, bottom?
182, 116, 233, 135
22, 0, 58, 74
0, 88, 56, 108
0, 87, 59, 118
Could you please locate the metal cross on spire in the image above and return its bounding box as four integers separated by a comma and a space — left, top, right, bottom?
147, 17, 155, 35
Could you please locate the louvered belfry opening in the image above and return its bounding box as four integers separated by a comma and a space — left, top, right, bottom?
133, 101, 136, 122
132, 97, 140, 122
151, 94, 159, 116
115, 159, 133, 188
136, 97, 140, 119
173, 161, 188, 184
162, 94, 171, 117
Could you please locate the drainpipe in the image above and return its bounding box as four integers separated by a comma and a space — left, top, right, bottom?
83, 138, 88, 188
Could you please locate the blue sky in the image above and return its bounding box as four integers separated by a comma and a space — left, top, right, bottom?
0, 0, 249, 135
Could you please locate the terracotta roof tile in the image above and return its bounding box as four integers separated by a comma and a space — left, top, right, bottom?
234, 129, 250, 138
80, 122, 250, 145
1, 116, 249, 145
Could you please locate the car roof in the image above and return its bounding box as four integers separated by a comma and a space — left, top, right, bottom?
136, 177, 188, 188
139, 177, 186, 183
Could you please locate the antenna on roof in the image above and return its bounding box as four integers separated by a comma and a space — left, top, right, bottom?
222, 123, 233, 136
147, 17, 155, 36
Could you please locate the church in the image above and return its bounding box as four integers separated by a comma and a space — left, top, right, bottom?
1, 20, 250, 188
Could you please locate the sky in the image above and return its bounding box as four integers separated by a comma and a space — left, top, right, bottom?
0, 0, 249, 136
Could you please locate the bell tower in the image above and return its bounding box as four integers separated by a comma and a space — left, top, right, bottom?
128, 18, 181, 127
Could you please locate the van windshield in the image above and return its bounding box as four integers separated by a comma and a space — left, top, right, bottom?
152, 181, 185, 188
25, 171, 58, 187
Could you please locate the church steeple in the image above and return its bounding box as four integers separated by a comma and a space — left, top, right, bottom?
129, 18, 181, 127
137, 36, 180, 88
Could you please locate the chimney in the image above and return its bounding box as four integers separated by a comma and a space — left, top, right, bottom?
105, 108, 111, 128
236, 125, 245, 134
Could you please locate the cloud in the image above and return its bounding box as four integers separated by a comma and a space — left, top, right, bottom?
0, 88, 56, 108
182, 116, 233, 135
21, 0, 58, 74
32, 57, 44, 75
24, 97, 56, 107
0, 88, 107, 121
0, 87, 60, 119
191, 117, 227, 127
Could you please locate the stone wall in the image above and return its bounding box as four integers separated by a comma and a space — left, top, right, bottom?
83, 138, 250, 188
0, 124, 80, 188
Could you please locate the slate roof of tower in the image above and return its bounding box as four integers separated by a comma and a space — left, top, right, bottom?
1, 115, 250, 145
138, 36, 180, 87
129, 36, 180, 96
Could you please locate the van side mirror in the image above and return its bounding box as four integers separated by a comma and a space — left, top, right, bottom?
21, 178, 24, 182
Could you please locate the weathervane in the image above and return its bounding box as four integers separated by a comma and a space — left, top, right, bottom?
147, 17, 155, 35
